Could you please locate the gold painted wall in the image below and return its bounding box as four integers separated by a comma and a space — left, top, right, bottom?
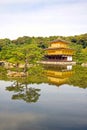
46, 49, 73, 55
48, 76, 68, 85
49, 42, 68, 48
46, 70, 73, 78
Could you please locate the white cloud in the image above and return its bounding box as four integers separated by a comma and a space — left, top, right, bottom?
0, 0, 87, 39
0, 112, 47, 130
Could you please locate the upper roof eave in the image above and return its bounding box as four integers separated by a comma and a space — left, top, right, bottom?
49, 39, 70, 44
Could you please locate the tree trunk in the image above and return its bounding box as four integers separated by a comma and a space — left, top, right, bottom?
16, 62, 19, 72
24, 58, 28, 75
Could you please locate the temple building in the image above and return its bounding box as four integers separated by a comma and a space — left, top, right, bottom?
45, 39, 74, 63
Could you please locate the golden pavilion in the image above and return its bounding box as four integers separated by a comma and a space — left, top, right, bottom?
45, 39, 74, 62
45, 65, 73, 86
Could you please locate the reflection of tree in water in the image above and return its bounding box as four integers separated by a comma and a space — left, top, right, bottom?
68, 65, 87, 89
6, 81, 41, 103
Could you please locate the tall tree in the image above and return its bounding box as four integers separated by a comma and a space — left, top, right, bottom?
20, 43, 44, 73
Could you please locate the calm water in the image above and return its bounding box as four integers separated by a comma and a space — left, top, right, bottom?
0, 65, 87, 130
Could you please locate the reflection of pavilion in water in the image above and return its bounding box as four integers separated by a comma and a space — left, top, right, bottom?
45, 65, 73, 86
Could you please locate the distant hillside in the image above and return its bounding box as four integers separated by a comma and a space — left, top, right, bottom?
0, 33, 87, 49
64, 33, 87, 48
12, 33, 87, 48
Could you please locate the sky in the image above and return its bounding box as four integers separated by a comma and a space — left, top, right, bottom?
0, 0, 87, 40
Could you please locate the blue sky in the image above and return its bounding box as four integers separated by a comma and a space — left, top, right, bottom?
0, 0, 87, 39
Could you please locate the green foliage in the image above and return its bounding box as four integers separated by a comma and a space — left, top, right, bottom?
0, 42, 44, 73
12, 36, 32, 45
70, 42, 87, 64
67, 33, 87, 48
68, 65, 87, 88
0, 38, 11, 51
20, 43, 44, 64
70, 44, 84, 64
82, 47, 87, 63
0, 33, 87, 65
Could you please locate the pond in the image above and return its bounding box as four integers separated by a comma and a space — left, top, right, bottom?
0, 65, 87, 130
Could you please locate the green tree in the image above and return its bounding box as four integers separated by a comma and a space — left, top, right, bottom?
0, 38, 11, 51
20, 43, 44, 73
0, 43, 44, 73
82, 47, 87, 63
70, 43, 84, 64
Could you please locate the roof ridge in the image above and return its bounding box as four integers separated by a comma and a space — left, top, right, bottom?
49, 39, 70, 44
